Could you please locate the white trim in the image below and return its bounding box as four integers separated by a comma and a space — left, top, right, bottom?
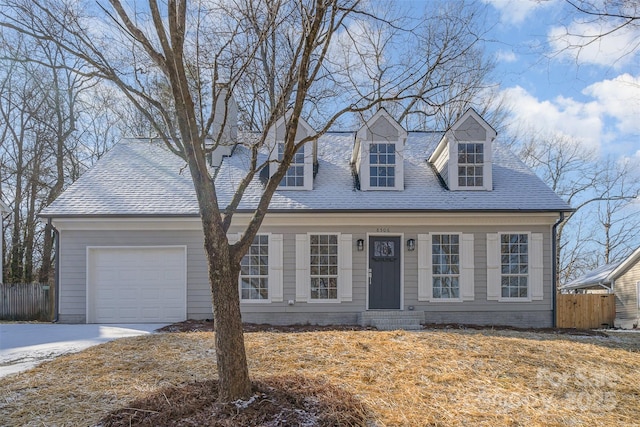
365, 232, 404, 310
269, 234, 284, 302
417, 234, 430, 301
86, 245, 187, 324
418, 232, 474, 303
460, 233, 475, 301
444, 108, 496, 192
486, 233, 500, 301
303, 232, 352, 303
488, 232, 540, 303
530, 233, 544, 301
355, 109, 407, 192
610, 246, 640, 282
267, 115, 315, 191
49, 212, 563, 231
359, 141, 405, 191
295, 234, 309, 302
307, 232, 339, 303
238, 233, 284, 304
339, 234, 353, 302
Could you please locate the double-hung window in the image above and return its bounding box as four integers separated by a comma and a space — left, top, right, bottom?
458, 142, 484, 187
295, 233, 352, 303
278, 142, 305, 187
418, 233, 474, 302
309, 234, 339, 300
500, 234, 529, 298
369, 143, 396, 188
240, 235, 269, 300
432, 234, 460, 299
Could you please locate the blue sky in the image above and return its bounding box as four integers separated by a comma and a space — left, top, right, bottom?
481, 0, 639, 160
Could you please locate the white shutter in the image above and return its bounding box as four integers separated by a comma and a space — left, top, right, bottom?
417, 234, 431, 301
460, 234, 475, 301
295, 234, 309, 302
269, 234, 284, 302
530, 233, 544, 301
487, 233, 500, 300
338, 234, 353, 302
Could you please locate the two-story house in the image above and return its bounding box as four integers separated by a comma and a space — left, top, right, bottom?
40, 108, 571, 328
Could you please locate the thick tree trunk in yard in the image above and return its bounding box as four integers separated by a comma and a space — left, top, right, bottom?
204, 226, 250, 401
196, 180, 251, 401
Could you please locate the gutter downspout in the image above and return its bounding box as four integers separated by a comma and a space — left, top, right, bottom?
552, 212, 565, 328
49, 218, 60, 323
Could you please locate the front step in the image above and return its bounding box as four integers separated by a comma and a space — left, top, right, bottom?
359, 311, 424, 331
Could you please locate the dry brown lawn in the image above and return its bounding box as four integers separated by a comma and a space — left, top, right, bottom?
1, 328, 639, 426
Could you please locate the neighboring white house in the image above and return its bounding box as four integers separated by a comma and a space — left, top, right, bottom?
560, 247, 640, 329
0, 200, 8, 283
39, 108, 572, 328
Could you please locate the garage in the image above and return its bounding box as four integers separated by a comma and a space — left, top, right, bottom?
87, 246, 187, 323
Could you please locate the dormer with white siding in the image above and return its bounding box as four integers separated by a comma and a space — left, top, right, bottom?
352, 109, 407, 191
429, 108, 496, 191
267, 115, 317, 191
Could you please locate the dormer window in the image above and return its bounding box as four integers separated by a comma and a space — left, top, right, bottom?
458, 142, 484, 187
369, 142, 396, 187
352, 109, 407, 191
267, 115, 316, 191
429, 108, 496, 192
278, 142, 305, 187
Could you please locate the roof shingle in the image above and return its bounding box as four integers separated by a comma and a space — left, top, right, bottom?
41, 133, 571, 217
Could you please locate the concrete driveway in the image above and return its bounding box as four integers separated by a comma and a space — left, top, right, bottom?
0, 323, 166, 378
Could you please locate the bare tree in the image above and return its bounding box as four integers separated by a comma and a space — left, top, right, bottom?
519, 132, 640, 283
0, 28, 99, 284
0, 0, 495, 400
591, 157, 640, 265
551, 0, 640, 65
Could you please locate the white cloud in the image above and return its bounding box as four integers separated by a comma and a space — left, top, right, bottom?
502, 76, 640, 155
502, 86, 604, 150
495, 49, 517, 63
548, 20, 640, 68
582, 74, 640, 135
484, 0, 557, 25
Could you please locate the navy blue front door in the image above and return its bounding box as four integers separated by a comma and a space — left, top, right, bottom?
369, 236, 401, 309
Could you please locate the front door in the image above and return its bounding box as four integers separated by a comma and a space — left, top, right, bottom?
369, 236, 401, 309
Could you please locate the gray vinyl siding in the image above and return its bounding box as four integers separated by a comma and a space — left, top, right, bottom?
57, 221, 554, 327
614, 262, 640, 328
57, 229, 209, 323
233, 222, 554, 328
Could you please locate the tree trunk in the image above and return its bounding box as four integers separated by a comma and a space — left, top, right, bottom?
200, 200, 251, 401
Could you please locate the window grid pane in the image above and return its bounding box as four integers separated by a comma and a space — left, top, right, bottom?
500, 234, 528, 298
432, 234, 460, 298
458, 143, 484, 187
369, 143, 396, 187
240, 235, 269, 300
278, 143, 305, 187
310, 234, 339, 299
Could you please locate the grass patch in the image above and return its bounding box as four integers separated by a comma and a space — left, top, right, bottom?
0, 328, 638, 426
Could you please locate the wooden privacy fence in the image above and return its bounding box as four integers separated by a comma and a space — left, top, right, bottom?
556, 293, 615, 329
0, 283, 53, 321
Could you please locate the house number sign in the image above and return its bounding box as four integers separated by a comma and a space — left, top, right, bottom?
376, 227, 391, 232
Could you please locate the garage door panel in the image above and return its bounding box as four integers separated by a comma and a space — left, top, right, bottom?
88, 247, 187, 323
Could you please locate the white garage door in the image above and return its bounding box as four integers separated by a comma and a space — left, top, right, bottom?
88, 246, 187, 323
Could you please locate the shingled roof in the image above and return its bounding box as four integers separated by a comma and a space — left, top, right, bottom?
40, 133, 571, 217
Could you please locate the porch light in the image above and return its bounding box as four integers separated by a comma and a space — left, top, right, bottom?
357, 239, 365, 251
407, 238, 416, 251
